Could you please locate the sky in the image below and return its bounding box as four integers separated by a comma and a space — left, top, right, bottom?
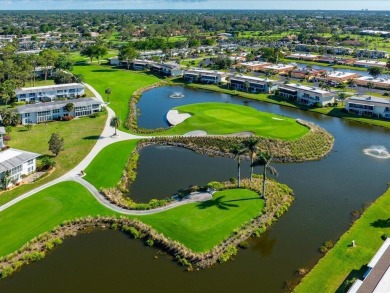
0, 0, 390, 11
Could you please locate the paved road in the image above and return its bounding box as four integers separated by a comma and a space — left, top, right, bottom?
0, 83, 212, 215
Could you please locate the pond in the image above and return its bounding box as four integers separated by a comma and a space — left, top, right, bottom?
1, 85, 390, 293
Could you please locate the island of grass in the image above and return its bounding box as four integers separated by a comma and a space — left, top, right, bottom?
0, 178, 293, 276
294, 187, 390, 293
164, 102, 309, 139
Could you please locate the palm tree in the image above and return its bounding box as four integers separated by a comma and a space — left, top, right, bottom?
105, 88, 112, 103
243, 137, 260, 181
251, 152, 278, 199
229, 143, 246, 188
337, 92, 347, 106
244, 81, 250, 93
110, 116, 121, 136
367, 82, 374, 95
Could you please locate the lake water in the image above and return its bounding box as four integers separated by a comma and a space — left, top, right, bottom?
1, 86, 390, 293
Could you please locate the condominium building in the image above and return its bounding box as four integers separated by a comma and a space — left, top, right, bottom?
345, 96, 390, 119
15, 83, 85, 103
229, 75, 278, 93
17, 98, 103, 124
183, 69, 226, 84
278, 83, 336, 106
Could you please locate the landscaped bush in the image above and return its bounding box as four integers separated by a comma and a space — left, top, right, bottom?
122, 226, 141, 239
12, 101, 26, 107
61, 115, 74, 121
3, 135, 11, 142
38, 157, 56, 171
207, 181, 224, 190
319, 240, 335, 254
218, 245, 237, 262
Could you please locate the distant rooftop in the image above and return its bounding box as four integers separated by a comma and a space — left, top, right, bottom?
281, 83, 332, 95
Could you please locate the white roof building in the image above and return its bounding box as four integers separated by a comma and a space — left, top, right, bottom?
354, 60, 387, 68
354, 76, 390, 90
345, 96, 390, 119
278, 83, 336, 106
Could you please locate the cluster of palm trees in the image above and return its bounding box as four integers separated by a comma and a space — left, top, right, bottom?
229, 137, 278, 199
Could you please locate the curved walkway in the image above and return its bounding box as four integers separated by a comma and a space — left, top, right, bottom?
0, 83, 212, 215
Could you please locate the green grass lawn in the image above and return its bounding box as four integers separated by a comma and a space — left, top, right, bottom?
84, 140, 139, 189
294, 188, 390, 293
0, 181, 119, 257
0, 114, 106, 206
72, 63, 160, 129
140, 189, 264, 252
165, 102, 308, 139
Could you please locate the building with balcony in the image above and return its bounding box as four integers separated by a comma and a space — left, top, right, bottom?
17, 98, 103, 124
0, 127, 40, 188
345, 96, 390, 119
151, 62, 183, 77
278, 83, 336, 106
183, 69, 226, 84
356, 49, 389, 59
229, 75, 278, 93
15, 83, 85, 103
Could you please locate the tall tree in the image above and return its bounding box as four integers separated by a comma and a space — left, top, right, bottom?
229, 143, 246, 188
105, 88, 112, 102
80, 45, 97, 63
39, 49, 59, 81
0, 80, 17, 106
243, 137, 260, 181
94, 45, 108, 65
118, 43, 138, 70
367, 66, 383, 79
251, 152, 278, 199
48, 133, 64, 157
110, 116, 121, 136
337, 92, 347, 106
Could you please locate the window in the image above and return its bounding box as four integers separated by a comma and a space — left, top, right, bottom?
25, 113, 30, 117
28, 159, 34, 165
53, 109, 60, 114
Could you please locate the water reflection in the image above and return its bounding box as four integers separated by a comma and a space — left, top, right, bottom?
250, 231, 277, 257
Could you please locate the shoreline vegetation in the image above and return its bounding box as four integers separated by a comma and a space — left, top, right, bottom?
0, 177, 293, 277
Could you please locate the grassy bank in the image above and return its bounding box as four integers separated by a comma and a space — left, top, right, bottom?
84, 140, 139, 189
141, 189, 264, 252
0, 181, 119, 257
72, 64, 160, 128
0, 114, 107, 206
166, 102, 309, 139
294, 188, 390, 293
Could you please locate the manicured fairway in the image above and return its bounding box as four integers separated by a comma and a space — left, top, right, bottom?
84, 140, 139, 189
140, 189, 265, 252
0, 181, 118, 257
295, 188, 390, 293
166, 102, 309, 139
72, 64, 160, 128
